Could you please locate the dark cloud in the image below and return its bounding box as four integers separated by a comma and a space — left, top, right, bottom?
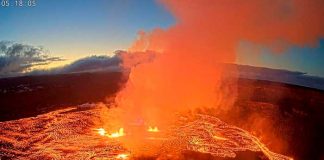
29, 50, 156, 75
1, 42, 322, 90
0, 43, 156, 77
27, 55, 121, 76
59, 55, 121, 73
0, 41, 64, 77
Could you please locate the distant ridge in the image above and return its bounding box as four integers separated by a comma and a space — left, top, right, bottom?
232, 64, 324, 91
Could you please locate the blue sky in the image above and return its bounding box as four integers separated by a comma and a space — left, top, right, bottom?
0, 0, 174, 60
237, 39, 324, 77
0, 0, 323, 76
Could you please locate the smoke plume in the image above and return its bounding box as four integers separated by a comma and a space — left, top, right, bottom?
112, 0, 324, 141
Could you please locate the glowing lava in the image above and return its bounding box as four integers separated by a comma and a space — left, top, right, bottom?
147, 126, 159, 132
0, 106, 293, 160
95, 128, 106, 136
116, 153, 129, 159
213, 135, 228, 141
94, 127, 125, 138
107, 128, 125, 138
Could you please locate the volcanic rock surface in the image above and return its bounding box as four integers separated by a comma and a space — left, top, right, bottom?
0, 104, 291, 160
0, 71, 323, 159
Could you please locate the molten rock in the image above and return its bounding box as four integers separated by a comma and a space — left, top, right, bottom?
0, 105, 291, 160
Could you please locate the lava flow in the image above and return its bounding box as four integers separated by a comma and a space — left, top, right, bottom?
0, 104, 293, 160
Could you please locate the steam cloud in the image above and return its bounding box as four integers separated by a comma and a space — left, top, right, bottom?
0, 41, 63, 77
114, 0, 324, 130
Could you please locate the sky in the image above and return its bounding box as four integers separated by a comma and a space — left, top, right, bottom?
0, 0, 323, 77
0, 0, 174, 66
237, 39, 324, 77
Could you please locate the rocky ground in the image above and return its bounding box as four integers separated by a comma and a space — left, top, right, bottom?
0, 104, 292, 160
0, 71, 323, 159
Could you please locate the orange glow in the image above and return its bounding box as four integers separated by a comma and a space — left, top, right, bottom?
0, 107, 293, 159
111, 0, 323, 159
213, 135, 228, 141
95, 128, 106, 136
147, 126, 159, 132
116, 153, 129, 159
107, 128, 125, 138
94, 127, 125, 138
116, 0, 324, 128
